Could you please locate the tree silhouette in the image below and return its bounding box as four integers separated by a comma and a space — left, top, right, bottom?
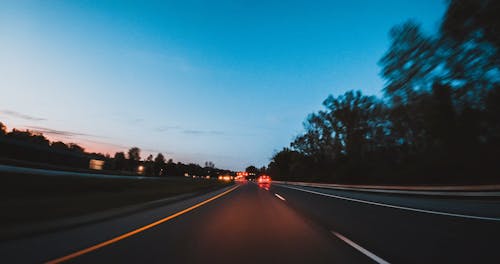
154, 153, 166, 176
0, 121, 234, 177
127, 147, 141, 171
379, 21, 438, 105
268, 0, 500, 184
204, 161, 215, 169
51, 141, 69, 151
442, 0, 500, 54
114, 152, 126, 171
128, 147, 141, 161
145, 154, 154, 176
68, 143, 84, 153
0, 122, 6, 135
245, 165, 258, 174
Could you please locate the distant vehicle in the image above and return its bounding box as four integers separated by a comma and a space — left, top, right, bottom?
234, 175, 247, 182
257, 175, 271, 184
218, 175, 233, 182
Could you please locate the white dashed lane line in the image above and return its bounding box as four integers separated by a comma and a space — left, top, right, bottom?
331, 231, 390, 264
274, 193, 286, 201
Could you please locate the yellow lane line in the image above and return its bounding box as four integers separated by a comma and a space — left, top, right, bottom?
46, 185, 240, 264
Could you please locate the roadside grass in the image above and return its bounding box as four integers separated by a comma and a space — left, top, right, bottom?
0, 157, 139, 176
0, 172, 230, 227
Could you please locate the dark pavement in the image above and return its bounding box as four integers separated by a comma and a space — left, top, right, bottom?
1, 182, 499, 263
272, 183, 500, 263
70, 182, 369, 264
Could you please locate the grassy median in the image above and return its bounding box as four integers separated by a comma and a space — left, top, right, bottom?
0, 172, 230, 228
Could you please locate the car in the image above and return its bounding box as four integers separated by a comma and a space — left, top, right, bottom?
257, 175, 271, 184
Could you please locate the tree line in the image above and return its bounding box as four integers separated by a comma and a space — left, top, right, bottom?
0, 122, 231, 177
268, 0, 500, 184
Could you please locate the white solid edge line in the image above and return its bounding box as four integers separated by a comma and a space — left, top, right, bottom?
274, 181, 500, 196
278, 184, 500, 221
274, 193, 286, 201
291, 183, 500, 197
331, 231, 390, 264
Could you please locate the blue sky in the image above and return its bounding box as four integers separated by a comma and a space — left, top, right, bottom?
0, 0, 445, 170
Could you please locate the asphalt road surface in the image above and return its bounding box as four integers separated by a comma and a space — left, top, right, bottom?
1, 182, 499, 263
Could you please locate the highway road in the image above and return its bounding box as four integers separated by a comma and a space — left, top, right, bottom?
1, 181, 499, 263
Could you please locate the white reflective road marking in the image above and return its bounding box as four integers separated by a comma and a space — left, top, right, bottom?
274, 193, 286, 201
279, 185, 500, 221
331, 231, 390, 264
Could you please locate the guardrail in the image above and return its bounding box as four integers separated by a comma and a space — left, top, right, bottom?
0, 164, 161, 180
0, 164, 213, 181
273, 180, 500, 197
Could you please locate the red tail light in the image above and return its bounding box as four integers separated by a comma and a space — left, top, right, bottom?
257, 175, 271, 183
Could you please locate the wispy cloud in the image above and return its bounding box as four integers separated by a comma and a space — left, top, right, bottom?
155, 125, 224, 135
1, 110, 46, 121
143, 148, 171, 154
182, 129, 224, 135
80, 138, 129, 149
24, 126, 102, 138
155, 125, 181, 132
63, 137, 171, 156
132, 118, 144, 124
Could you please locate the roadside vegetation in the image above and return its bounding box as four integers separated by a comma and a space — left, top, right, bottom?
0, 122, 234, 233
0, 172, 230, 231
0, 122, 232, 178
268, 0, 500, 185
